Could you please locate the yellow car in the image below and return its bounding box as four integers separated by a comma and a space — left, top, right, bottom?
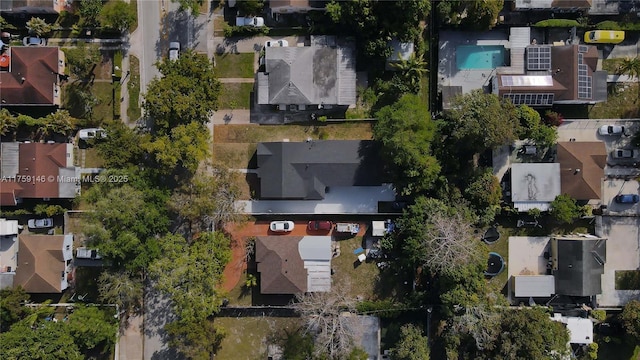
584, 30, 625, 44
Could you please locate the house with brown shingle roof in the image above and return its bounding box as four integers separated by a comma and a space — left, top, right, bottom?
256, 236, 331, 294
0, 0, 67, 15
556, 141, 607, 203
492, 44, 607, 107
13, 234, 73, 293
0, 46, 65, 107
0, 142, 78, 206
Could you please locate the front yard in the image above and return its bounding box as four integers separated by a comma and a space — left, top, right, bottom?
219, 83, 254, 109
215, 317, 302, 359
214, 53, 256, 78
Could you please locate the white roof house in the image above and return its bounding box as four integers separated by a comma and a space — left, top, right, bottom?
299, 236, 332, 292
551, 313, 593, 344
0, 218, 19, 236
511, 163, 561, 211
512, 275, 555, 298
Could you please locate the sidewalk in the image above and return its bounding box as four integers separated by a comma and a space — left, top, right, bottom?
211, 109, 252, 124
118, 315, 143, 360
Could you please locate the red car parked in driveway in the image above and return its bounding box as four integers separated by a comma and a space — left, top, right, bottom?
307, 221, 332, 232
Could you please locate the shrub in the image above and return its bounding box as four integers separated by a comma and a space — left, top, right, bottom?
590, 309, 607, 321
223, 25, 269, 38
595, 20, 640, 31
318, 129, 328, 140
356, 300, 404, 318
544, 111, 564, 127
533, 19, 581, 28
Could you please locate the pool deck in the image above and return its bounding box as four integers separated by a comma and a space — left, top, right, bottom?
438, 28, 533, 107
438, 30, 510, 96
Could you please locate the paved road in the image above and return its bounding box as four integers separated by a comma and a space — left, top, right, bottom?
129, 0, 163, 96
144, 282, 182, 360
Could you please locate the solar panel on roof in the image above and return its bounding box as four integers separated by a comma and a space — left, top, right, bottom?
501, 75, 553, 87
503, 93, 554, 106
579, 45, 589, 53
527, 46, 552, 71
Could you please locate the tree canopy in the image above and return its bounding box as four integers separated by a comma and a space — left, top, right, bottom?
444, 90, 520, 154
620, 300, 640, 341
464, 168, 502, 225
393, 197, 486, 275
144, 50, 221, 133
437, 0, 503, 29
99, 0, 136, 32
390, 324, 430, 360
149, 232, 231, 323
66, 305, 118, 354
374, 94, 440, 195
171, 0, 204, 14
0, 321, 83, 360
0, 287, 31, 332
550, 194, 584, 224
78, 0, 103, 28
515, 105, 558, 149
63, 43, 101, 78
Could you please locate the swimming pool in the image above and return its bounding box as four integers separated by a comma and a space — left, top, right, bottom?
456, 45, 506, 70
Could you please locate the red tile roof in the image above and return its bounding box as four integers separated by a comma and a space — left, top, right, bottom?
0, 47, 61, 106
0, 143, 72, 205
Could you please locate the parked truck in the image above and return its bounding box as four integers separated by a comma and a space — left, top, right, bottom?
335, 223, 360, 235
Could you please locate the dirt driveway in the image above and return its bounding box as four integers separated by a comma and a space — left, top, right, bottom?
221, 220, 368, 292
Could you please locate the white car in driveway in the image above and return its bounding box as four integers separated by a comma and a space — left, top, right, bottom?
28, 218, 53, 229
599, 125, 625, 136
265, 40, 289, 48
236, 16, 265, 27
270, 221, 294, 232
79, 128, 106, 141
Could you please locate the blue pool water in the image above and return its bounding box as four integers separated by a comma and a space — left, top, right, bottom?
456, 45, 506, 70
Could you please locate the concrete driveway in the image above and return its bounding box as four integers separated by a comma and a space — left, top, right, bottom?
596, 216, 640, 307
214, 35, 306, 54
603, 179, 640, 215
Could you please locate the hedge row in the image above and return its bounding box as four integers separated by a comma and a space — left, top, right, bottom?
534, 19, 640, 30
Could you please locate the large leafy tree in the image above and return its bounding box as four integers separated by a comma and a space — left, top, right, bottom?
374, 94, 440, 195
169, 164, 243, 236
437, 0, 503, 30
444, 89, 520, 153
446, 307, 569, 359
0, 108, 18, 137
165, 318, 227, 360
63, 42, 101, 79
394, 197, 486, 275
149, 232, 231, 323
0, 321, 82, 360
26, 17, 52, 37
66, 305, 118, 354
96, 123, 145, 168
144, 50, 221, 133
464, 168, 502, 225
550, 194, 584, 224
0, 287, 31, 332
326, 0, 430, 60
515, 105, 557, 149
78, 0, 103, 28
99, 0, 136, 32
620, 300, 640, 341
142, 121, 210, 176
83, 180, 169, 273
390, 324, 430, 360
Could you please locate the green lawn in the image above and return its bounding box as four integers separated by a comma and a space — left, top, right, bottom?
590, 83, 640, 119
127, 55, 142, 122
82, 148, 105, 168
602, 58, 627, 74
91, 82, 117, 123
616, 270, 640, 290
214, 53, 256, 78
219, 83, 254, 109
596, 335, 640, 360
215, 317, 302, 359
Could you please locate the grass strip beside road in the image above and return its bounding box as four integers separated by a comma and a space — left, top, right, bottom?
127, 55, 142, 121
213, 123, 374, 143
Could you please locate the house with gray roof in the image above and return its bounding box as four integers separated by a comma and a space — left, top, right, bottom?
551, 235, 606, 297
256, 35, 356, 110
256, 140, 383, 200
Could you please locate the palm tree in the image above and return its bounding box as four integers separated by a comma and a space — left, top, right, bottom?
617, 57, 640, 100
391, 53, 428, 90
25, 17, 52, 37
